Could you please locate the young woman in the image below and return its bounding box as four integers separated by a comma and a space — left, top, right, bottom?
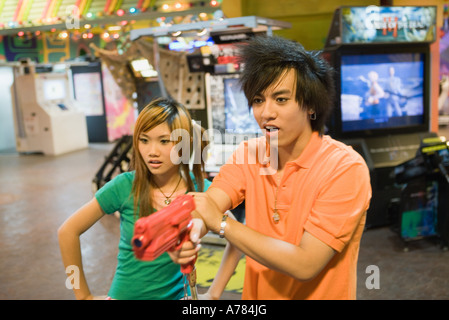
58, 97, 210, 300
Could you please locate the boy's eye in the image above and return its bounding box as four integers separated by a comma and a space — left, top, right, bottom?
276, 97, 288, 103
252, 98, 263, 105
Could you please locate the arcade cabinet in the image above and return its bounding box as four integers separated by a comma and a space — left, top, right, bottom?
11, 59, 88, 156
323, 6, 438, 228
129, 16, 291, 244
392, 136, 449, 250
129, 16, 291, 175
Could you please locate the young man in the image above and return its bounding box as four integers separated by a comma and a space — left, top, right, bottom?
175, 36, 372, 299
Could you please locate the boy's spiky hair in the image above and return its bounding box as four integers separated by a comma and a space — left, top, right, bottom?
237, 35, 336, 133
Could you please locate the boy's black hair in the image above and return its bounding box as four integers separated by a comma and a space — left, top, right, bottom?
237, 35, 336, 133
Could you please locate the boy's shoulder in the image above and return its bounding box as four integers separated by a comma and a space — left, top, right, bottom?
322, 135, 366, 163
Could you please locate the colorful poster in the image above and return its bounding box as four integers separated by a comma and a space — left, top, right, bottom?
440, 5, 449, 117
341, 6, 436, 44
101, 63, 135, 141
0, 34, 101, 63
3, 35, 40, 62
42, 33, 69, 62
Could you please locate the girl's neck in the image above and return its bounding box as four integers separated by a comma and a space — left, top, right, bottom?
151, 171, 184, 191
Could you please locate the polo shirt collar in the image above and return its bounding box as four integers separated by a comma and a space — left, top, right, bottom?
289, 131, 322, 169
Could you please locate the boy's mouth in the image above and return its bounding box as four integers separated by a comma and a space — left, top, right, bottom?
264, 125, 279, 138
264, 125, 279, 132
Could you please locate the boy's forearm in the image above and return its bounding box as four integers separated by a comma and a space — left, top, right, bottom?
223, 218, 335, 282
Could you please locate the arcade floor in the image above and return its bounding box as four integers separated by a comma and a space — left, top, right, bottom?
1, 136, 449, 300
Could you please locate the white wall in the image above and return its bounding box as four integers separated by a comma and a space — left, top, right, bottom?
0, 66, 16, 152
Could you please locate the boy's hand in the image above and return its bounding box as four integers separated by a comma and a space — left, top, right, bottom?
167, 218, 203, 265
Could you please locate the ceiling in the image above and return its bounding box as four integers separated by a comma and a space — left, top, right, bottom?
0, 0, 222, 35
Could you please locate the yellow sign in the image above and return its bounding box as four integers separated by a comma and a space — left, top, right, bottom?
196, 247, 245, 293
421, 144, 447, 154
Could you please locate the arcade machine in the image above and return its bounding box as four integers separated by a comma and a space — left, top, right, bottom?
191, 18, 291, 243
198, 28, 267, 173
129, 16, 291, 175
392, 136, 449, 250
323, 6, 438, 228
11, 59, 88, 156
129, 16, 291, 244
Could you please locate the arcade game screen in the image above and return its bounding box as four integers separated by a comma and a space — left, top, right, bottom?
43, 79, 66, 101
340, 52, 425, 133
223, 77, 260, 134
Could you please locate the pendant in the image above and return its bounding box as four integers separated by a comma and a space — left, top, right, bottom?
273, 210, 280, 224
164, 198, 171, 205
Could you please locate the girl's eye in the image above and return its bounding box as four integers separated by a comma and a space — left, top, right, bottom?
139, 137, 148, 144
161, 139, 171, 144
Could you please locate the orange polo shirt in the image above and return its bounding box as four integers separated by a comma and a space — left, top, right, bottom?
210, 132, 371, 299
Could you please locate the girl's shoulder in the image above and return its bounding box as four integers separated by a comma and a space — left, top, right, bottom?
102, 171, 135, 191
188, 172, 212, 191
113, 171, 135, 184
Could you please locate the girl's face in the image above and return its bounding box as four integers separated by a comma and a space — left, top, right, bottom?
138, 122, 179, 179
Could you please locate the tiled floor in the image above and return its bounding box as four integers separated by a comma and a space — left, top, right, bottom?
1, 141, 449, 300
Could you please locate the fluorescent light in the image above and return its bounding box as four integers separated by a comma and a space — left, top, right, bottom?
131, 59, 151, 72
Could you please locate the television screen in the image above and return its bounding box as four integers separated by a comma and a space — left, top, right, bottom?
207, 74, 261, 146
43, 79, 66, 101
206, 74, 262, 169
223, 77, 260, 134
340, 52, 425, 133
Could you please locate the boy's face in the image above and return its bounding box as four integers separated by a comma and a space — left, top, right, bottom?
251, 68, 312, 155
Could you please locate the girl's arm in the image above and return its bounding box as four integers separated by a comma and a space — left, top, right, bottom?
202, 241, 243, 300
57, 198, 105, 300
200, 210, 243, 300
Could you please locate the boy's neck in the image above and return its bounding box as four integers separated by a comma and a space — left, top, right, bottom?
276, 130, 313, 170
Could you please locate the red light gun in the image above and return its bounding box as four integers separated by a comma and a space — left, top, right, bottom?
132, 194, 198, 299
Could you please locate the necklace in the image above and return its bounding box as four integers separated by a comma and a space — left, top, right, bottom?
272, 170, 285, 224
273, 184, 280, 224
153, 176, 183, 205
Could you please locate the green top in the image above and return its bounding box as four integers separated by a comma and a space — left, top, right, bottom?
95, 171, 211, 300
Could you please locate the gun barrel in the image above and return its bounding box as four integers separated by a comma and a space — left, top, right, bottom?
133, 236, 144, 248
